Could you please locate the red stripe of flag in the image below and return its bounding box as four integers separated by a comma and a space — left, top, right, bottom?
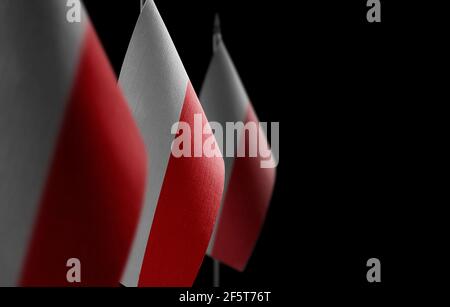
211, 105, 276, 271
138, 83, 224, 286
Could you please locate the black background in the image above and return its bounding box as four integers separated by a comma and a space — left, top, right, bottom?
22, 0, 441, 302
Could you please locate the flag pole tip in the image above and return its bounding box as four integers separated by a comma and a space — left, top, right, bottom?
214, 14, 221, 34
213, 13, 222, 52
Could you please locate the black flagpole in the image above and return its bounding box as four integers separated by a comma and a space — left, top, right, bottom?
212, 13, 222, 288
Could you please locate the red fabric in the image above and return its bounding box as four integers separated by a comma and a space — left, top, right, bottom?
212, 105, 276, 271
138, 82, 224, 287
20, 23, 147, 286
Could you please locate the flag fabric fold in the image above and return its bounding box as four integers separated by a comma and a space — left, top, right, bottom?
119, 0, 225, 287
0, 0, 147, 286
201, 36, 277, 271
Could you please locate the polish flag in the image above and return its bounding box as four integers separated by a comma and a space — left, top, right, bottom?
0, 1, 147, 286
201, 19, 277, 271
118, 1, 225, 287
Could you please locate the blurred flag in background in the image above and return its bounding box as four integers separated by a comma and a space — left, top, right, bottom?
201, 16, 277, 271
